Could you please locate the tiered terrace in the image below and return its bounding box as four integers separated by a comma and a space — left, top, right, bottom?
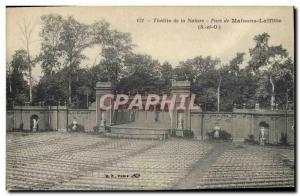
6, 132, 294, 190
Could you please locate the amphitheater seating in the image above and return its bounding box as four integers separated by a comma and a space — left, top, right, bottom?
7, 133, 159, 190
196, 146, 295, 189
6, 132, 294, 190
53, 140, 212, 190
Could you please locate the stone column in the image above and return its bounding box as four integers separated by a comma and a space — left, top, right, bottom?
171, 80, 191, 133
95, 82, 114, 132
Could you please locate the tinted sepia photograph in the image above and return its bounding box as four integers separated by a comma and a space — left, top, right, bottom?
6, 6, 295, 191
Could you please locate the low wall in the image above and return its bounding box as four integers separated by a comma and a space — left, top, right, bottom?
68, 110, 96, 132
112, 110, 132, 125
191, 111, 294, 144
7, 106, 294, 145
7, 106, 96, 132
133, 111, 171, 128
6, 111, 14, 131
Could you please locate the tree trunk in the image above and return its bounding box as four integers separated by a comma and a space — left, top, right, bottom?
22, 19, 35, 104
26, 42, 32, 104
217, 85, 220, 112
285, 90, 289, 110
217, 77, 222, 112
68, 76, 72, 105
86, 92, 89, 109
29, 66, 32, 103
68, 58, 73, 106
270, 76, 275, 110
114, 65, 118, 84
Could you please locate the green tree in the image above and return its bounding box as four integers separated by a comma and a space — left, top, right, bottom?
34, 66, 96, 108
248, 33, 293, 109
159, 61, 173, 93
6, 50, 30, 108
214, 53, 258, 111
39, 14, 64, 75
38, 16, 134, 107
39, 15, 92, 105
19, 18, 36, 103
174, 56, 220, 111
60, 16, 92, 105
117, 54, 161, 94
91, 20, 134, 84
34, 68, 68, 105
174, 56, 219, 82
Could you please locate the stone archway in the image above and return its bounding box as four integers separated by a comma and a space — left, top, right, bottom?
259, 121, 270, 128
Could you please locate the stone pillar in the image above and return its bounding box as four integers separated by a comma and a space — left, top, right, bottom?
95, 82, 114, 132
233, 103, 237, 110
171, 80, 191, 133
255, 103, 260, 111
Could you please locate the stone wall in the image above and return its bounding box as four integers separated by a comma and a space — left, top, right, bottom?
7, 106, 96, 132
7, 106, 294, 145
6, 111, 14, 131
68, 110, 96, 132
190, 110, 294, 144
112, 110, 132, 125
133, 111, 171, 128
9, 106, 53, 131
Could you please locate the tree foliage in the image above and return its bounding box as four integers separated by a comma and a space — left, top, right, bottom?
248, 32, 293, 109
117, 54, 161, 94
91, 20, 134, 84
7, 50, 30, 108
8, 15, 294, 112
39, 15, 92, 104
39, 14, 64, 75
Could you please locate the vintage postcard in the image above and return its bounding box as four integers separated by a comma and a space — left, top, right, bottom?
6, 6, 295, 191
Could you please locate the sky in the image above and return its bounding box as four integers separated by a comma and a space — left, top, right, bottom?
6, 6, 294, 81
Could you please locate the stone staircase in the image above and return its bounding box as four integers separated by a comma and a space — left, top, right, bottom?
105, 122, 171, 139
